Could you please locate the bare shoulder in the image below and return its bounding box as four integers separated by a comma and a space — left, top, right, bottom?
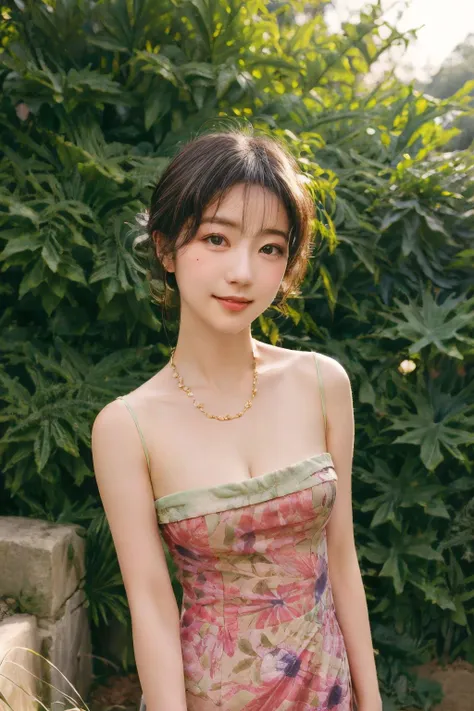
259, 340, 349, 388
91, 366, 176, 483
92, 397, 128, 445
311, 351, 351, 388
91, 365, 165, 455
94, 365, 170, 425
310, 351, 352, 409
91, 396, 148, 482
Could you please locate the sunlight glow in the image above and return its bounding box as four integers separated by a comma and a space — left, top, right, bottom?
326, 0, 474, 80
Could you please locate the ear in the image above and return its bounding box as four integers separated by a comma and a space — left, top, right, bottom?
153, 230, 175, 273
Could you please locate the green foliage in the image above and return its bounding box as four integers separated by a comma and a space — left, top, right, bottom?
423, 33, 474, 151
1, 1, 473, 707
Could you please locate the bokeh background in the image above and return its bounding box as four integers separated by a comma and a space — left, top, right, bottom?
0, 1, 473, 710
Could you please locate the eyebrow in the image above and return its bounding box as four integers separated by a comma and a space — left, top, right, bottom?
200, 216, 289, 241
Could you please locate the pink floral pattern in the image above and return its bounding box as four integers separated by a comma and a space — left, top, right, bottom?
141, 453, 354, 710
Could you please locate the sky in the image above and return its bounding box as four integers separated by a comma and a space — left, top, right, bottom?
325, 0, 474, 82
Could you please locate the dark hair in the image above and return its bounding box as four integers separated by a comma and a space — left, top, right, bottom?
138, 126, 317, 309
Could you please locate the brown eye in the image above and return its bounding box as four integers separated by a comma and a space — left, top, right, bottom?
261, 244, 285, 256
205, 234, 225, 246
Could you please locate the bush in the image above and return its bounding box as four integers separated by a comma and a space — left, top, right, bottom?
1, 1, 473, 707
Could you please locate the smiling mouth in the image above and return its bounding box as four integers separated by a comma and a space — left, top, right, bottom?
213, 296, 253, 303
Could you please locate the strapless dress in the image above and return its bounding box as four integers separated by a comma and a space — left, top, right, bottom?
139, 451, 354, 710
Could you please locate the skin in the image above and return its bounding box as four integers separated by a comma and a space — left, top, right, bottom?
91, 182, 382, 710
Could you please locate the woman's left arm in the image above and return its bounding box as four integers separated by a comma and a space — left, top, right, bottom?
322, 355, 382, 711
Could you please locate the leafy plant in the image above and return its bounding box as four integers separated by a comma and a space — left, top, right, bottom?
1, 1, 473, 708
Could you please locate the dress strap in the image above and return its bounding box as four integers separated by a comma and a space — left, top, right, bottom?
313, 353, 327, 442
116, 396, 151, 475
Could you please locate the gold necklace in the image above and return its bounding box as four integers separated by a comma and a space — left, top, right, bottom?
169, 347, 258, 421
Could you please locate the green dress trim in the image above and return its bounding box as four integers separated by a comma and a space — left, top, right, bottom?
155, 452, 336, 523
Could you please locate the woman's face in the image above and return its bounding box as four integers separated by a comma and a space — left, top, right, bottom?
166, 183, 290, 333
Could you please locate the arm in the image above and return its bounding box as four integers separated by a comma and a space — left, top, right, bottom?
91, 401, 187, 711
321, 356, 382, 711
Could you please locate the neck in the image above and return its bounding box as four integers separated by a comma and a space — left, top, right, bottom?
170, 310, 257, 392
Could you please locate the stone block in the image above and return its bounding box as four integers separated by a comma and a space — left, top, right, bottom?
37, 588, 92, 709
0, 614, 40, 711
0, 517, 86, 619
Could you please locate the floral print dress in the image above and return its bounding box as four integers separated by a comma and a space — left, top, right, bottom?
117, 352, 354, 711
141, 452, 354, 710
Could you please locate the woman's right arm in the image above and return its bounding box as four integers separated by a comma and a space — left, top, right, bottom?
91, 401, 187, 711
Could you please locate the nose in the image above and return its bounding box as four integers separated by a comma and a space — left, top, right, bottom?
226, 242, 253, 285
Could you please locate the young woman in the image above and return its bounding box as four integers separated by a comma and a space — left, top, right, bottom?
91, 129, 382, 711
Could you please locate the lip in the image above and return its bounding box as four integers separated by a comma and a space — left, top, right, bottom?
214, 296, 252, 303
213, 296, 253, 312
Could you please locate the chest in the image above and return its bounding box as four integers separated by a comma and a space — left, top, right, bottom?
148, 365, 326, 500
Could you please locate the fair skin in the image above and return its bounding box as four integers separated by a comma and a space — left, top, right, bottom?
91, 183, 382, 710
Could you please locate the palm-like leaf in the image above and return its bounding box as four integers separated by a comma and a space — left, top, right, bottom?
1, 0, 473, 687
